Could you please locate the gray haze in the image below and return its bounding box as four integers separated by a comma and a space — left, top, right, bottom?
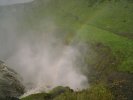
0, 0, 34, 6
0, 0, 88, 96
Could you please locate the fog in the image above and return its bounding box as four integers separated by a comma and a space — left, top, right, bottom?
0, 0, 34, 6
0, 0, 88, 96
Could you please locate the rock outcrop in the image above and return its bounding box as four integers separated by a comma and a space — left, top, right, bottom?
0, 60, 25, 99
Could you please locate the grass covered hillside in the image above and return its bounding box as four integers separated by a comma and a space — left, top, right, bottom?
17, 0, 133, 72
4, 0, 132, 99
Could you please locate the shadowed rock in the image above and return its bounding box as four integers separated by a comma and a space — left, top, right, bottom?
0, 60, 25, 99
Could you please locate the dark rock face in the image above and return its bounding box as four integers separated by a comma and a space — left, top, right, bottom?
0, 60, 25, 99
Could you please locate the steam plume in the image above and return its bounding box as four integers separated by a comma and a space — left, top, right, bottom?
0, 0, 88, 96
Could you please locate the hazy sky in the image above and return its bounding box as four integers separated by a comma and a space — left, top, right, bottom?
0, 0, 34, 6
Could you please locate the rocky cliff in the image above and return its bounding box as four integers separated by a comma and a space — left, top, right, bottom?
0, 60, 25, 99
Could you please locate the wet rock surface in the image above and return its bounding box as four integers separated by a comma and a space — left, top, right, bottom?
0, 60, 25, 99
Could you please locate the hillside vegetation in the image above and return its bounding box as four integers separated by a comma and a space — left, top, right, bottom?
6, 0, 132, 99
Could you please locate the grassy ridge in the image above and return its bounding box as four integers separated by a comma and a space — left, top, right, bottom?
21, 85, 114, 100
